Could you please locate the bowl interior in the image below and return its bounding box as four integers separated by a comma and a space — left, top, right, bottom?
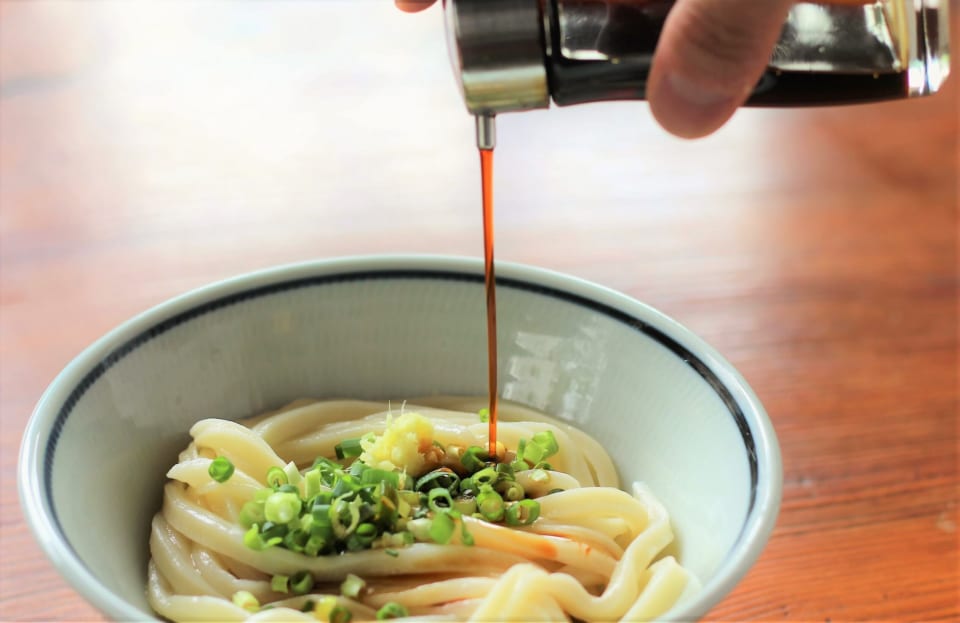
24, 258, 775, 621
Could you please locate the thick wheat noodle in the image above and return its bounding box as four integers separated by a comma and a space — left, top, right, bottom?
147, 399, 698, 621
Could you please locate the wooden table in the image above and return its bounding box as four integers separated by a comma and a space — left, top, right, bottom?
1, 2, 956, 621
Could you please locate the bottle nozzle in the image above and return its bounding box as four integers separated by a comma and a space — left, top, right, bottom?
476, 114, 496, 150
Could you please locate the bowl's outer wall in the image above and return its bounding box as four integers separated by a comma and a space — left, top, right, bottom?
22, 258, 778, 621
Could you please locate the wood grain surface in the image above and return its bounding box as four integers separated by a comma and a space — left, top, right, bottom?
1, 1, 956, 621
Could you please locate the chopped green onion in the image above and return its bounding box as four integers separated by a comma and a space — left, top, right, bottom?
290, 570, 315, 595
301, 599, 316, 613
374, 481, 399, 524
458, 477, 476, 496
385, 549, 399, 557
415, 468, 460, 493
429, 512, 455, 544
313, 490, 334, 505
244, 524, 266, 550
340, 573, 366, 599
376, 602, 409, 620
460, 518, 475, 546
271, 574, 290, 593
522, 441, 546, 465
304, 533, 328, 556
531, 431, 559, 457
208, 456, 235, 483
283, 528, 309, 552
461, 446, 487, 473
332, 472, 362, 498
232, 590, 259, 612
534, 462, 553, 471
354, 522, 378, 548
330, 605, 353, 623
312, 502, 332, 523
283, 461, 302, 486
452, 495, 477, 516
505, 499, 541, 526
239, 500, 265, 528
304, 467, 323, 498
472, 467, 498, 487
427, 488, 453, 513
495, 463, 515, 479
331, 497, 361, 538
361, 468, 401, 488
476, 486, 505, 522
335, 438, 364, 459
478, 408, 489, 423
266, 466, 288, 488
497, 481, 525, 502
264, 491, 302, 524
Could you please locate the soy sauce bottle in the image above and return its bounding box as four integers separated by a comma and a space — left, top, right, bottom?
444, 0, 951, 119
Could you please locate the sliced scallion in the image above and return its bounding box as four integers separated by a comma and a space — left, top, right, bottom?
266, 466, 288, 488
498, 481, 524, 502
340, 573, 366, 599
522, 441, 546, 465
472, 467, 498, 487
461, 446, 487, 473
531, 430, 559, 457
232, 590, 259, 612
429, 511, 455, 544
334, 438, 364, 460
452, 495, 477, 516
415, 468, 460, 493
330, 605, 353, 623
476, 486, 505, 522
376, 602, 409, 620
271, 574, 289, 593
505, 499, 540, 526
264, 491, 302, 524
290, 570, 315, 595
283, 461, 302, 486
208, 456, 234, 483
427, 488, 453, 513
304, 468, 323, 499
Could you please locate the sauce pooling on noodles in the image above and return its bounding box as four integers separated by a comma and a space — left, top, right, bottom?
148, 398, 699, 622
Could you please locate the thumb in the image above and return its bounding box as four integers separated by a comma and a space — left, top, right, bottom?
647, 0, 795, 139
395, 0, 436, 13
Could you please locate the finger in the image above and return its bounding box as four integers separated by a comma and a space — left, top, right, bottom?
395, 0, 437, 13
647, 0, 795, 139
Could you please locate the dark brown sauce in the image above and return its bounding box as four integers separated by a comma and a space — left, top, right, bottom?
480, 147, 497, 456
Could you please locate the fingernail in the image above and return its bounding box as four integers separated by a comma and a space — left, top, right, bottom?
654, 73, 744, 138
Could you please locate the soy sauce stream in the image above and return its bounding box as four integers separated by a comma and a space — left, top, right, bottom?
476, 115, 497, 456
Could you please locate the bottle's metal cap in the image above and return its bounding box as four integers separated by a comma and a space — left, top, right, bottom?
444, 0, 550, 115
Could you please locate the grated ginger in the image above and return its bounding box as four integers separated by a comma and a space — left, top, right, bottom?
359, 412, 435, 474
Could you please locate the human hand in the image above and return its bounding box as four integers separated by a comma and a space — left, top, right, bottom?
395, 0, 794, 138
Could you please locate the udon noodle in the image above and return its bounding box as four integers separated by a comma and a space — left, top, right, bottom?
148, 398, 699, 621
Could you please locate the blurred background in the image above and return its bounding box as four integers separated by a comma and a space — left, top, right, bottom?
1, 1, 956, 621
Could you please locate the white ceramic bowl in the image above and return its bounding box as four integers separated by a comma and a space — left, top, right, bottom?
19, 255, 781, 621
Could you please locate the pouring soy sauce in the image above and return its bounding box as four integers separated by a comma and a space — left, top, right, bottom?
476, 116, 498, 456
